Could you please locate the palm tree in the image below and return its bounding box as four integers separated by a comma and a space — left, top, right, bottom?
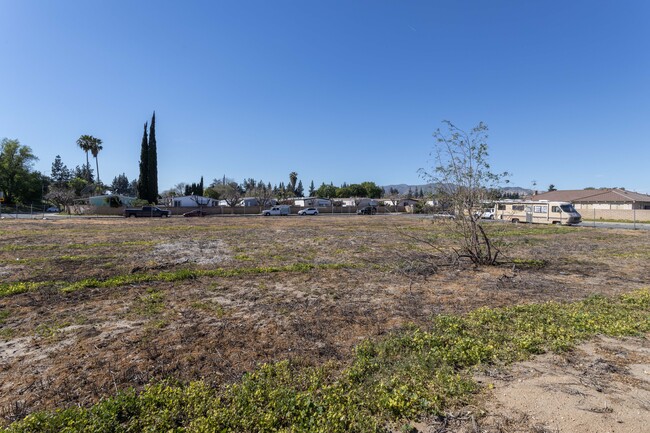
289, 171, 298, 195
89, 138, 103, 185
76, 135, 103, 184
76, 135, 93, 182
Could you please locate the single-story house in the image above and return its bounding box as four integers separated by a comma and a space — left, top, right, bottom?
241, 197, 277, 207
382, 198, 420, 207
89, 195, 137, 207
215, 197, 277, 207
171, 195, 219, 207
339, 198, 380, 207
531, 189, 650, 210
292, 197, 332, 207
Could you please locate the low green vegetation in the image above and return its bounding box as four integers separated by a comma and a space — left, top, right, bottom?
0, 240, 153, 252
0, 281, 50, 297
134, 288, 166, 317
191, 300, 227, 317
34, 322, 71, 340
5, 289, 649, 433
0, 263, 355, 298
510, 258, 547, 268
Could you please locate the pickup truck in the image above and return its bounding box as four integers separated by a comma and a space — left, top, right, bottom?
262, 205, 290, 216
124, 206, 171, 218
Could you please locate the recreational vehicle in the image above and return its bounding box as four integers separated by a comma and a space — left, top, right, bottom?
494, 200, 581, 225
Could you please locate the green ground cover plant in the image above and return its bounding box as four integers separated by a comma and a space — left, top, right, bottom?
0, 263, 355, 297
5, 289, 649, 433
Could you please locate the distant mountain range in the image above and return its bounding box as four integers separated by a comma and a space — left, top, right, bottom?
381, 184, 532, 196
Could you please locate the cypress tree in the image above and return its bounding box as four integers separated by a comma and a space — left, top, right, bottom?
148, 112, 158, 204
199, 176, 204, 196
137, 122, 149, 201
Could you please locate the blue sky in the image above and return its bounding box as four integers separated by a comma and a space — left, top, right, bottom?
1, 0, 649, 193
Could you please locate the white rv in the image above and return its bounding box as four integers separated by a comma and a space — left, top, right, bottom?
494, 200, 581, 225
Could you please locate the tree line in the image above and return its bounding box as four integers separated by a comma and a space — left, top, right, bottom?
164, 174, 391, 205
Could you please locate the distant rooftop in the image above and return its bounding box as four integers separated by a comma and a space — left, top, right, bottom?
532, 189, 650, 203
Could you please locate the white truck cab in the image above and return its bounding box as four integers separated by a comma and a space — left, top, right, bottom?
262, 205, 290, 216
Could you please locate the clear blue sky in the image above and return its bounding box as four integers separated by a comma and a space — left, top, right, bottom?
2, 0, 649, 193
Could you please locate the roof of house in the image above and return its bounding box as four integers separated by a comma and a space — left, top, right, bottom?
532, 189, 650, 203
173, 195, 216, 200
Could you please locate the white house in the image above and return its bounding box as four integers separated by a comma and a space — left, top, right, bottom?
382, 198, 420, 207
216, 197, 277, 207
171, 195, 219, 207
340, 198, 379, 207
292, 197, 332, 207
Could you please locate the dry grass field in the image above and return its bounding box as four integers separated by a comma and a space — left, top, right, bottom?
0, 215, 648, 431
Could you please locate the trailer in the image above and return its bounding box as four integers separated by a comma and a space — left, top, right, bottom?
494, 200, 581, 225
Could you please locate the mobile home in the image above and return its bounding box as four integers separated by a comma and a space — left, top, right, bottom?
494, 200, 581, 225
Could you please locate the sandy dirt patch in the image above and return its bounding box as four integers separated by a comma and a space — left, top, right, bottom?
474, 336, 650, 433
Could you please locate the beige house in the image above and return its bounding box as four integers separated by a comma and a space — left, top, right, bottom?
531, 189, 650, 210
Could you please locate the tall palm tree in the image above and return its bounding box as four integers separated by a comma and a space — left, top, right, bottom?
76, 135, 93, 182
76, 135, 103, 184
289, 171, 298, 194
89, 138, 103, 185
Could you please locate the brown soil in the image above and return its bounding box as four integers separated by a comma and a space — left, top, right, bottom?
0, 216, 648, 429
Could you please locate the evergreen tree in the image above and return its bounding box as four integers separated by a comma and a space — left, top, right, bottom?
51, 155, 71, 187
199, 176, 204, 196
137, 122, 149, 201
295, 180, 304, 197
111, 173, 131, 195
73, 165, 94, 183
148, 112, 158, 203
309, 180, 315, 197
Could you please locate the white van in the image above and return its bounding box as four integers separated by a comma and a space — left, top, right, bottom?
262, 205, 291, 216
494, 200, 581, 225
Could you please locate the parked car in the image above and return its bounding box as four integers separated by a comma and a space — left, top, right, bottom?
298, 207, 319, 216
357, 206, 377, 215
183, 209, 207, 217
475, 210, 494, 219
45, 206, 60, 213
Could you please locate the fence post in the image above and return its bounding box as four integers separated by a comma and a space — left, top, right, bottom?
593, 208, 596, 227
